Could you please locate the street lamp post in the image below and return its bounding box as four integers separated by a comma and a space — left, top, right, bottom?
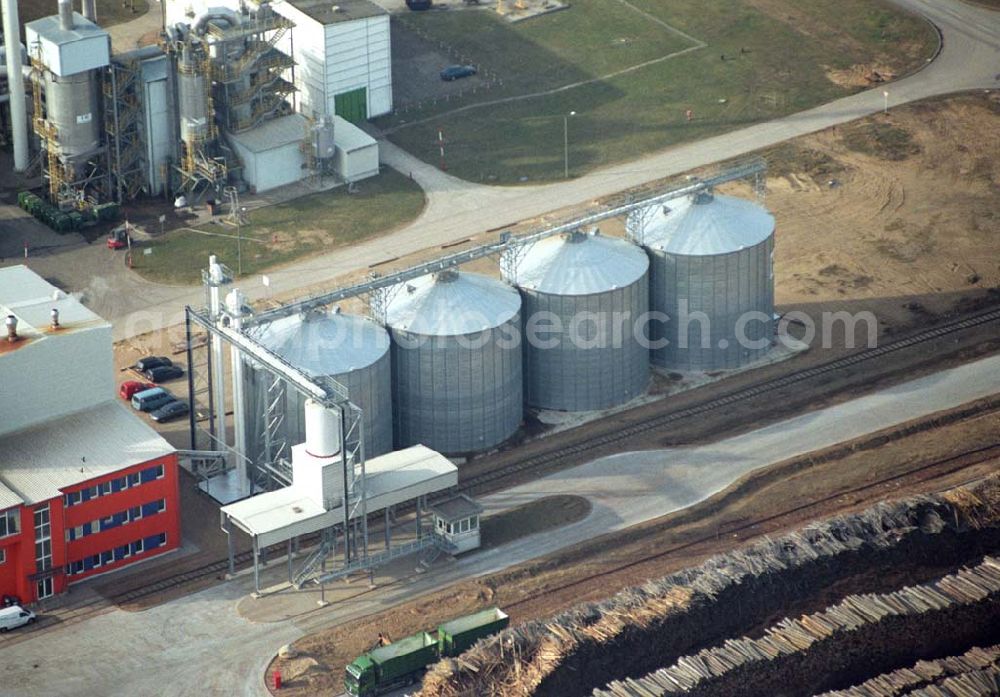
236, 206, 246, 276
563, 110, 576, 179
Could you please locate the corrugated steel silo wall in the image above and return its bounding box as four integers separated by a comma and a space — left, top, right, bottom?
649, 236, 774, 371
242, 350, 393, 478
391, 315, 523, 454
521, 274, 650, 411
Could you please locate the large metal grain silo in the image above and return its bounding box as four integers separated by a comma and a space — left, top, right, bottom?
503, 230, 650, 411
628, 191, 775, 371
244, 308, 393, 467
385, 269, 523, 455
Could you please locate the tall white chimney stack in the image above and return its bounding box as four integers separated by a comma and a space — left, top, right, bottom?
1, 0, 28, 171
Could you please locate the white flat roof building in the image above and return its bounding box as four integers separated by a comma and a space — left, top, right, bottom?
331, 115, 379, 182
0, 266, 114, 438
227, 113, 310, 193
273, 0, 392, 121
222, 444, 457, 548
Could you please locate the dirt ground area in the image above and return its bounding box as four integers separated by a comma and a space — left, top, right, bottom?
267, 398, 1000, 695
480, 495, 590, 550
756, 93, 1000, 331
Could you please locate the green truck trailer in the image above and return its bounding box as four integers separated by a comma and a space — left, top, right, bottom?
345, 607, 509, 696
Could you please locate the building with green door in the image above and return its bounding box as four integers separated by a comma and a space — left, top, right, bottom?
270, 0, 393, 122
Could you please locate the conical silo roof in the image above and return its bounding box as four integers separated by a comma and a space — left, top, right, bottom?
635, 192, 774, 256
505, 230, 649, 295
250, 309, 390, 375
384, 269, 521, 336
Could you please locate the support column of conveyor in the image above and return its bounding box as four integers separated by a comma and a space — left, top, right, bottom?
1, 0, 28, 171
204, 256, 239, 493
227, 288, 250, 496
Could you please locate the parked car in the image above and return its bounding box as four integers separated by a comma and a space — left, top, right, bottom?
440, 64, 477, 81
131, 387, 175, 413
2, 594, 22, 608
134, 356, 172, 372
150, 400, 190, 423
406, 0, 432, 9
0, 606, 36, 633
119, 380, 155, 401
144, 365, 184, 383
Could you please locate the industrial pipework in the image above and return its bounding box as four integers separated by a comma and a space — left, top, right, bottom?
1, 0, 28, 171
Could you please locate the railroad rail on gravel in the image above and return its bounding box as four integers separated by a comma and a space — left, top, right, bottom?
112, 306, 1000, 606
458, 306, 1000, 495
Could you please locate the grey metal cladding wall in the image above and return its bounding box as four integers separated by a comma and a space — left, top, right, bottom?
243, 350, 394, 469
339, 351, 394, 457
391, 316, 523, 454
178, 71, 208, 140
521, 274, 650, 411
650, 236, 774, 371
46, 71, 101, 158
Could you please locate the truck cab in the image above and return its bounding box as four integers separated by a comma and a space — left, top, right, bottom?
344, 656, 375, 696
344, 632, 437, 696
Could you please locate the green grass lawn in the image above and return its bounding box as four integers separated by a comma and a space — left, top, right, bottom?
131, 168, 426, 285
398, 0, 694, 95
383, 0, 937, 184
17, 0, 149, 31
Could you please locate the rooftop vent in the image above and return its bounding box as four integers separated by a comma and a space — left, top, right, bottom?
5, 314, 18, 343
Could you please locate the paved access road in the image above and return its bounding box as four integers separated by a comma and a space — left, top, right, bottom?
3, 354, 998, 697
7, 0, 993, 341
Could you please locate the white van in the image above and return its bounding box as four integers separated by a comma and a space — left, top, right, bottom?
0, 605, 36, 632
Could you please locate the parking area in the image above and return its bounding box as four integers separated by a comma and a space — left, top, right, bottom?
390, 16, 492, 108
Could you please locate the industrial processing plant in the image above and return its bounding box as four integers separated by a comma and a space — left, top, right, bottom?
3, 0, 385, 220
183, 162, 777, 498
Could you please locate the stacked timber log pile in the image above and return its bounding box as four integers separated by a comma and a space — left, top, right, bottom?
907, 667, 1000, 696
594, 556, 1000, 696
817, 644, 1000, 696
417, 475, 1000, 697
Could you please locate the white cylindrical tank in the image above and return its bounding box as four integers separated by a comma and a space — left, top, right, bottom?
313, 116, 335, 160
502, 230, 650, 411
303, 399, 341, 458
385, 269, 523, 455
178, 43, 209, 143
628, 191, 775, 371
246, 308, 393, 461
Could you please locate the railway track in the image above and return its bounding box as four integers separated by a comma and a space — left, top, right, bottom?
502, 440, 1000, 612
104, 306, 1000, 604
459, 306, 1000, 495
5, 307, 998, 636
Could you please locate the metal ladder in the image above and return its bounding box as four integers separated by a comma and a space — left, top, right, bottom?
292, 537, 333, 589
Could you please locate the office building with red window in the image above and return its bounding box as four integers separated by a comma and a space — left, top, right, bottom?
0, 267, 180, 603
